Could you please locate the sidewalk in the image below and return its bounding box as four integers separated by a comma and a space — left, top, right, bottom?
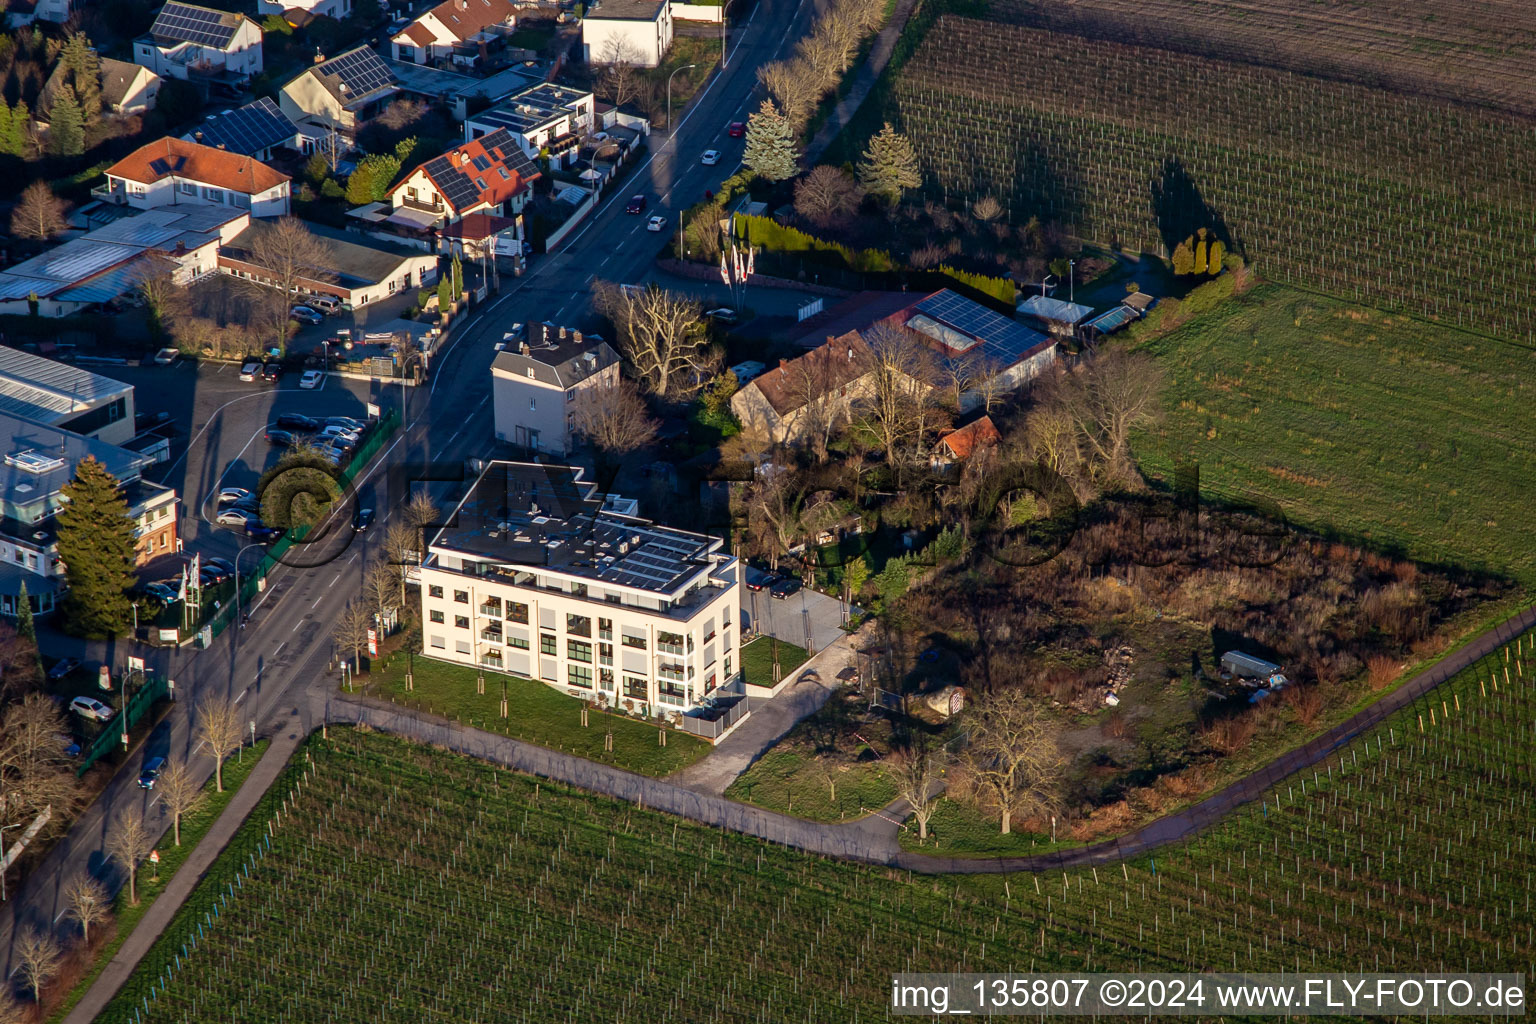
804, 0, 922, 165
60, 727, 305, 1024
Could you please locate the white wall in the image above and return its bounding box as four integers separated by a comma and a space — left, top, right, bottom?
107, 175, 290, 218
132, 20, 263, 81
257, 0, 350, 16
582, 9, 673, 68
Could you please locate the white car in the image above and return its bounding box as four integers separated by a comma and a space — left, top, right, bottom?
701, 149, 720, 165
217, 487, 252, 507
217, 508, 257, 527
238, 362, 261, 382
70, 696, 114, 722
299, 369, 324, 389
647, 215, 667, 232
318, 425, 360, 444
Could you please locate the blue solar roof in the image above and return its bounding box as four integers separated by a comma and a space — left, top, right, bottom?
906, 289, 1053, 367
191, 98, 299, 157
1085, 305, 1139, 334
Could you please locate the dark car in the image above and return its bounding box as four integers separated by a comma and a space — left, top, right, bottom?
353, 507, 375, 532
138, 756, 165, 789
325, 416, 367, 432
203, 557, 236, 575
46, 657, 81, 682
727, 121, 746, 138
265, 429, 297, 447
247, 524, 285, 542
625, 194, 647, 214
769, 577, 802, 600
746, 572, 781, 592
274, 413, 320, 433
261, 363, 283, 382
199, 566, 231, 586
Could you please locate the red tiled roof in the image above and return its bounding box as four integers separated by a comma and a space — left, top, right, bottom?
748, 332, 872, 418
400, 22, 435, 46
403, 130, 538, 214
420, 0, 519, 42
106, 137, 289, 194
439, 212, 519, 240
937, 416, 1001, 461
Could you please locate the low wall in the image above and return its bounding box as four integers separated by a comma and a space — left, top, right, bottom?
670, 1, 723, 20
655, 258, 853, 297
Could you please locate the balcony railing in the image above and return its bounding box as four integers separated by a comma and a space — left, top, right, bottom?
480, 629, 503, 643
399, 196, 445, 215
479, 602, 502, 617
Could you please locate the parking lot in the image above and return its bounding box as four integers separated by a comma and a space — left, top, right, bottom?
740, 565, 849, 655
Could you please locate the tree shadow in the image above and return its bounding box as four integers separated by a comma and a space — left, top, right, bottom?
1150, 157, 1236, 256
1007, 137, 1086, 235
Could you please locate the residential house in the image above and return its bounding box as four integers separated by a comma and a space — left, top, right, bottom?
383, 58, 547, 117
98, 137, 292, 217
133, 1, 264, 83
390, 0, 519, 65
464, 82, 595, 168
491, 322, 620, 456
730, 332, 889, 445
582, 0, 673, 67
218, 221, 439, 307
3, 0, 74, 28
886, 289, 1058, 412
418, 460, 743, 722
186, 97, 303, 161
0, 207, 246, 318
930, 415, 1001, 470
256, 0, 351, 19
386, 128, 539, 230
278, 46, 400, 137
100, 59, 162, 115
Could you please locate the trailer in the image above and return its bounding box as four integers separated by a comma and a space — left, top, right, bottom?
1220, 650, 1289, 688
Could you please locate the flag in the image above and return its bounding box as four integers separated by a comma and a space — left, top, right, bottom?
719, 253, 729, 285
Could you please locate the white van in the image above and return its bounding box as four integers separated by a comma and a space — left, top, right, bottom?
308, 295, 342, 314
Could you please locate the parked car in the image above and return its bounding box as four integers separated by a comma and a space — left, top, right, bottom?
247, 524, 284, 542
144, 581, 179, 603
746, 572, 780, 592
69, 696, 114, 722
307, 294, 342, 314
701, 149, 720, 165
153, 347, 179, 365
290, 305, 324, 325
273, 413, 320, 433
769, 577, 803, 600
325, 416, 367, 432
647, 215, 667, 232
239, 362, 261, 382
198, 563, 232, 585
265, 429, 297, 447
217, 508, 258, 527
353, 507, 375, 531
138, 756, 165, 789
727, 121, 746, 138
705, 307, 739, 324
625, 194, 647, 214
299, 370, 324, 390
261, 363, 283, 382
204, 557, 236, 575
46, 657, 81, 682
217, 487, 252, 507
318, 423, 361, 441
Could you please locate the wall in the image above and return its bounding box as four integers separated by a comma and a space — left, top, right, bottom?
669, 2, 722, 21
279, 73, 347, 130
490, 361, 620, 456
582, 10, 673, 67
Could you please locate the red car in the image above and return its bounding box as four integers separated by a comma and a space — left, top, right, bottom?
727, 121, 746, 138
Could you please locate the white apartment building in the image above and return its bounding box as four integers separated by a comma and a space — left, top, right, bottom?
419, 461, 742, 719
490, 322, 619, 457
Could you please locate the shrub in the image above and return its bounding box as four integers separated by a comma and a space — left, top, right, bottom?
1365, 654, 1402, 691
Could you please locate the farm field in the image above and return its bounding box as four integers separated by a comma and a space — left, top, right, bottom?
1130, 284, 1536, 586
995, 0, 1536, 118
108, 631, 1534, 1022
882, 16, 1536, 343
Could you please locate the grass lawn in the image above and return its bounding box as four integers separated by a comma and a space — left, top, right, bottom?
725, 747, 896, 822
44, 740, 269, 1024
1131, 283, 1536, 586
739, 635, 810, 688
895, 797, 1084, 858
357, 655, 710, 777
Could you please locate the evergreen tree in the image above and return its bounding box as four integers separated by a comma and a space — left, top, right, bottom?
16, 580, 35, 645
47, 85, 84, 157
343, 162, 377, 205
59, 34, 101, 123
742, 99, 798, 182
6, 101, 30, 157
856, 122, 920, 204
1208, 239, 1226, 275
0, 103, 12, 157
1171, 238, 1195, 276
55, 457, 137, 638
1193, 239, 1208, 275
451, 254, 463, 297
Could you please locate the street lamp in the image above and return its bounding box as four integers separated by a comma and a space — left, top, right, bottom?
1068, 259, 1076, 305
668, 63, 699, 137
720, 0, 735, 67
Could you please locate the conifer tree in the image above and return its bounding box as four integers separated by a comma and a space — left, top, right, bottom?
59, 34, 101, 123
55, 457, 137, 638
1171, 238, 1195, 276
10, 101, 31, 157
47, 85, 84, 157
16, 580, 35, 645
743, 99, 798, 182
856, 122, 920, 204
1208, 238, 1226, 275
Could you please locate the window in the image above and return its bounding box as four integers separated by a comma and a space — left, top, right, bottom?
567, 639, 592, 663
704, 629, 716, 643
508, 601, 529, 623
428, 584, 444, 599
567, 665, 593, 689
529, 397, 537, 410
599, 642, 613, 666
623, 675, 648, 699
398, 45, 415, 61
454, 590, 469, 604
566, 613, 591, 637
430, 635, 446, 649
498, 166, 510, 179
454, 615, 469, 629
202, 186, 224, 203
540, 634, 557, 656
657, 631, 684, 655
456, 640, 472, 654
429, 610, 445, 623
599, 668, 615, 690
571, 582, 587, 599
507, 635, 530, 650
598, 617, 613, 639
605, 592, 622, 604
724, 654, 732, 678
232, 192, 250, 210
179, 182, 196, 195
621, 634, 647, 650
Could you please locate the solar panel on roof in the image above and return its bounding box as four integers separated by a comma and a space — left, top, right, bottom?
320, 47, 396, 99
151, 2, 237, 48
149, 158, 170, 175
195, 97, 298, 157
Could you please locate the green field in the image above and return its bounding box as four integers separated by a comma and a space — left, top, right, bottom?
725, 747, 896, 822
738, 635, 810, 688
359, 655, 709, 777
110, 631, 1534, 1022
1132, 284, 1536, 585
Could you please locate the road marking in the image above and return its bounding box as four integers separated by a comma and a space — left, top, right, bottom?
274, 641, 286, 654
291, 619, 304, 632
235, 688, 247, 704
585, 273, 595, 283
311, 595, 324, 609
149, 795, 161, 810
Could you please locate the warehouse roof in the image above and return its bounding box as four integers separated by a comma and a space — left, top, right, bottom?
0, 348, 132, 424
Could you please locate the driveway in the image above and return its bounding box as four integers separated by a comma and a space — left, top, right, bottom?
741, 566, 847, 654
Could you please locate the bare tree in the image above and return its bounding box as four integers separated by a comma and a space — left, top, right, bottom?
135, 254, 189, 340
195, 697, 243, 793
402, 492, 440, 533
363, 559, 400, 621
971, 194, 1003, 222
957, 688, 1062, 834
782, 341, 850, 462
243, 218, 336, 352
854, 323, 940, 462
157, 758, 199, 846
1035, 350, 1164, 487
889, 743, 944, 840
758, 58, 822, 134
13, 926, 60, 1001
381, 521, 418, 607
0, 986, 25, 1024
0, 694, 76, 838
793, 165, 862, 229
0, 620, 40, 702
570, 377, 659, 461
743, 469, 806, 570
332, 600, 372, 672
593, 282, 714, 397
105, 806, 153, 905
796, 21, 847, 85
63, 872, 111, 944
596, 37, 645, 111
10, 180, 67, 241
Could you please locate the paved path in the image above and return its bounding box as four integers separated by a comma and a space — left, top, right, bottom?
804, 0, 922, 165
60, 727, 306, 1024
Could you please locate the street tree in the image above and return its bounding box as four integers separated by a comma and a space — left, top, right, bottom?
10, 180, 66, 241
363, 559, 400, 622
743, 99, 798, 182
793, 165, 861, 229
593, 282, 714, 396
0, 694, 77, 839
857, 122, 921, 205
381, 521, 418, 607
195, 697, 243, 793
157, 758, 199, 846
105, 806, 153, 905
332, 600, 372, 672
13, 926, 60, 1001
958, 687, 1062, 834
244, 218, 336, 353
888, 742, 944, 841
56, 456, 137, 638
63, 872, 111, 944
757, 59, 821, 135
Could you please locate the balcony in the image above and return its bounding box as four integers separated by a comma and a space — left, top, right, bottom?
479, 601, 502, 617
91, 182, 127, 205
480, 628, 503, 643
399, 196, 445, 216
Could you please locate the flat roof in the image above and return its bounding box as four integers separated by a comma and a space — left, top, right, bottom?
0, 408, 150, 509
585, 0, 665, 20
0, 346, 133, 424
431, 461, 721, 596
467, 82, 591, 136
222, 221, 427, 289
384, 57, 545, 102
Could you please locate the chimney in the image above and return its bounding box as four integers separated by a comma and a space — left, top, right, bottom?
558, 326, 567, 340
847, 346, 853, 361
571, 330, 582, 345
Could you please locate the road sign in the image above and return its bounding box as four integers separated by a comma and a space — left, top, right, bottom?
149, 850, 159, 864
128, 656, 145, 674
